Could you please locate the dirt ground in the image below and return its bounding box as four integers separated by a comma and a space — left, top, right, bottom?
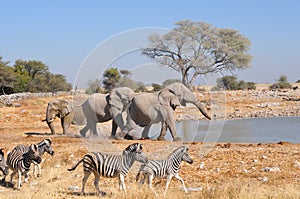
0, 94, 300, 198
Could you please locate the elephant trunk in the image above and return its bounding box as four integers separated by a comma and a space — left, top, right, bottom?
193, 100, 211, 120
45, 108, 56, 134
46, 121, 55, 134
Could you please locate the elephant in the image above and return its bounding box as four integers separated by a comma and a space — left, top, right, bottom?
79, 93, 112, 137
123, 82, 211, 141
79, 87, 135, 137
108, 87, 135, 138
43, 99, 86, 134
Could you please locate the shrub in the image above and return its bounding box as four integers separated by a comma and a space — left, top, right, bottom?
270, 75, 292, 90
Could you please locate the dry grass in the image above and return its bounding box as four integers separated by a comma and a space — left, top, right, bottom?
0, 96, 300, 198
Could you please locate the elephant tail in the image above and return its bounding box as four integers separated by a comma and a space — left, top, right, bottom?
67, 158, 83, 171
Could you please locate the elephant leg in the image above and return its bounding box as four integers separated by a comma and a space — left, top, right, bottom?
90, 120, 98, 136
166, 117, 181, 141
157, 122, 168, 141
80, 124, 89, 137
61, 118, 71, 135
109, 120, 118, 139
141, 125, 151, 139
61, 112, 74, 134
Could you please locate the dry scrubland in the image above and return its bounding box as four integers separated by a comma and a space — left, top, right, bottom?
0, 87, 300, 198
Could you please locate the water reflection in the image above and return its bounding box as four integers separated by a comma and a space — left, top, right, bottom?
148, 117, 300, 143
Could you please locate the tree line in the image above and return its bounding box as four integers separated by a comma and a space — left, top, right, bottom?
0, 56, 71, 95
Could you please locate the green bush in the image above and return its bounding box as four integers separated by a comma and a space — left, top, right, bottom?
213, 76, 256, 91
270, 75, 292, 90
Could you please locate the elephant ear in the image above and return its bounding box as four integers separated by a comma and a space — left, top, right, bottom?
59, 99, 73, 118
158, 89, 180, 110
109, 87, 135, 109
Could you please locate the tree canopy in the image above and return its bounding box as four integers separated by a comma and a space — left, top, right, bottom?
143, 20, 252, 88
0, 56, 71, 95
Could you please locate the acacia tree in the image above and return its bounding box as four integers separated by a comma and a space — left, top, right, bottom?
143, 20, 252, 88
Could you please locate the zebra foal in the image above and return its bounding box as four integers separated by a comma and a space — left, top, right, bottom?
6, 144, 42, 189
13, 139, 54, 177
68, 143, 148, 196
136, 146, 193, 196
0, 149, 9, 183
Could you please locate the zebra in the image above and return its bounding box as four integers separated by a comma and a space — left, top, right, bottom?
0, 148, 9, 184
13, 139, 54, 177
68, 143, 148, 196
135, 145, 193, 196
6, 144, 42, 189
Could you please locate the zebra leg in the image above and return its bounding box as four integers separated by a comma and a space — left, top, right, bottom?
118, 174, 126, 192
93, 173, 105, 196
10, 171, 16, 185
81, 172, 91, 195
148, 174, 158, 197
163, 174, 173, 197
24, 171, 29, 183
37, 163, 41, 177
17, 170, 22, 189
174, 173, 188, 193
139, 173, 146, 185
33, 163, 37, 177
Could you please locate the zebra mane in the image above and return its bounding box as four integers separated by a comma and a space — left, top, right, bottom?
167, 146, 187, 159
123, 143, 142, 154
37, 139, 52, 146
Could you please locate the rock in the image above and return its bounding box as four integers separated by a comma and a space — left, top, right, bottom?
30, 181, 38, 186
253, 159, 259, 163
199, 162, 205, 169
262, 155, 268, 159
186, 187, 203, 191
258, 177, 268, 182
68, 186, 80, 191
261, 167, 281, 172
294, 160, 300, 168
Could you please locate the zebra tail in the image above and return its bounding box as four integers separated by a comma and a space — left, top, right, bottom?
67, 158, 83, 171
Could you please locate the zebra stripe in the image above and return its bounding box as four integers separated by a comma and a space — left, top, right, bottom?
0, 149, 8, 183
6, 144, 42, 189
68, 143, 148, 195
12, 139, 54, 177
136, 146, 193, 196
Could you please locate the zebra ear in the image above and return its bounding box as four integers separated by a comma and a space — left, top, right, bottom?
139, 144, 143, 150
0, 148, 4, 156
46, 138, 52, 144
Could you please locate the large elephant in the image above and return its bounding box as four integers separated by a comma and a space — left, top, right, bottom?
79, 87, 135, 137
124, 83, 211, 141
43, 99, 86, 134
79, 93, 112, 137
108, 87, 135, 138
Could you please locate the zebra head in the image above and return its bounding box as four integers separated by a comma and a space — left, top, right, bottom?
40, 139, 54, 156
181, 146, 193, 164
0, 149, 9, 175
123, 143, 148, 164
28, 144, 42, 164
124, 143, 142, 153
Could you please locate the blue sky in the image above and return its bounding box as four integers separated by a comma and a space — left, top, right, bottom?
1, 0, 299, 86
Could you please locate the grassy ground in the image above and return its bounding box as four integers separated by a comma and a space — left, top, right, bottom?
0, 95, 300, 198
